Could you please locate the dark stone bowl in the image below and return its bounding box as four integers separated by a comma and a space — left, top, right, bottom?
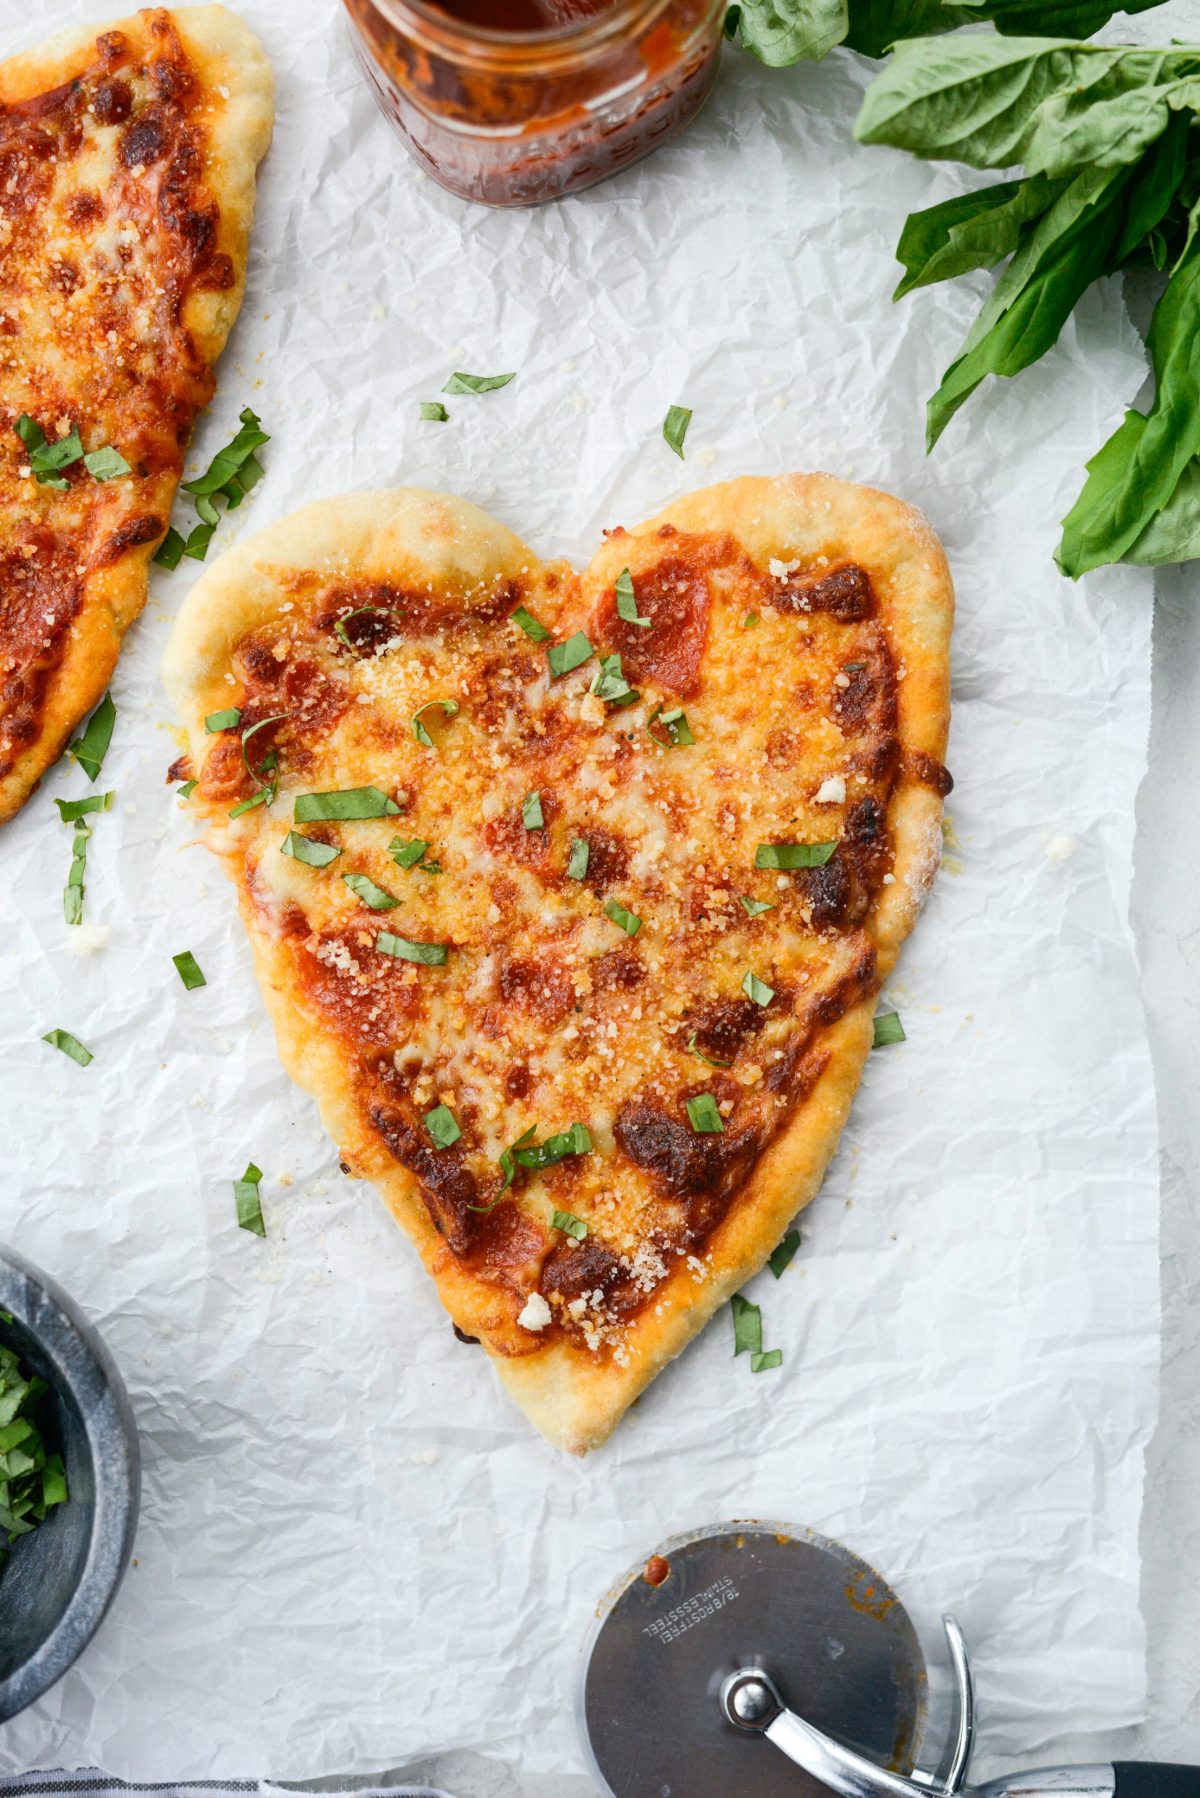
0, 1246, 140, 1723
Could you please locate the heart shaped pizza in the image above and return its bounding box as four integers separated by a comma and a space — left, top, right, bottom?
162, 475, 952, 1453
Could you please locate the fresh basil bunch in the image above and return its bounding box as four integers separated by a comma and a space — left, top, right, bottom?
856, 36, 1200, 575
726, 0, 1163, 68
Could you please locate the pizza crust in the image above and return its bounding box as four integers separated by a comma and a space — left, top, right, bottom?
0, 6, 273, 823
163, 475, 952, 1455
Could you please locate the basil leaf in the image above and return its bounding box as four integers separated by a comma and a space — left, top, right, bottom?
592, 653, 640, 708
16, 415, 83, 484
377, 932, 448, 965
743, 611, 759, 629
551, 1209, 588, 1240
522, 790, 544, 829
173, 950, 207, 991
441, 371, 516, 394
966, 0, 1170, 38
494, 1124, 539, 1196
295, 786, 400, 821
512, 1122, 592, 1169
282, 831, 342, 868
511, 604, 551, 641
1058, 240, 1200, 575
0, 1343, 69, 1554
233, 1161, 266, 1237
425, 1104, 461, 1148
687, 1031, 732, 1069
42, 1029, 92, 1067
334, 607, 390, 648
205, 707, 242, 733
182, 518, 216, 561
843, 0, 973, 58
83, 445, 131, 481
615, 567, 651, 628
686, 1092, 724, 1134
647, 705, 694, 748
241, 713, 286, 790
769, 1229, 801, 1277
731, 1293, 762, 1357
63, 818, 89, 925
605, 897, 642, 937
412, 698, 460, 748
547, 631, 594, 679
751, 1348, 783, 1373
731, 0, 847, 66
742, 970, 775, 1007
177, 779, 198, 798
153, 527, 186, 569
419, 401, 449, 422
1124, 450, 1200, 567
663, 403, 692, 459
389, 835, 440, 872
893, 173, 1067, 300
739, 895, 775, 917
183, 406, 270, 499
755, 840, 836, 869
567, 837, 590, 881
54, 791, 113, 822
873, 1011, 907, 1047
343, 871, 400, 910
70, 692, 116, 782
229, 790, 270, 819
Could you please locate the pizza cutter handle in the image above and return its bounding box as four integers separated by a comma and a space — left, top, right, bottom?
1113, 1766, 1200, 1797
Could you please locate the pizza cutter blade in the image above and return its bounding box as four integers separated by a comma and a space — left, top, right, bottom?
577, 1520, 929, 1798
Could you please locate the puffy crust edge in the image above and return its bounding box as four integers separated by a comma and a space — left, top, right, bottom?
0, 6, 273, 824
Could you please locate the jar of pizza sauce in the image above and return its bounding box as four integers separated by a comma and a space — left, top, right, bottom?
343, 0, 727, 206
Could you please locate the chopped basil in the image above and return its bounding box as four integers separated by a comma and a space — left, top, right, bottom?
419, 401, 449, 422
605, 897, 641, 937
551, 1209, 588, 1241
205, 707, 242, 733
739, 895, 775, 917
241, 713, 285, 796
755, 841, 836, 870
183, 406, 268, 503
233, 1161, 265, 1237
493, 1124, 539, 1196
54, 791, 113, 823
567, 837, 589, 881
522, 790, 544, 830
511, 604, 551, 642
769, 1229, 801, 1278
0, 1337, 70, 1562
295, 786, 400, 821
15, 415, 83, 486
83, 445, 131, 481
731, 1293, 761, 1357
334, 607, 389, 648
843, 661, 866, 671
742, 970, 775, 1007
377, 932, 448, 965
42, 1029, 92, 1067
615, 567, 651, 628
181, 518, 217, 561
388, 835, 439, 874
724, 3, 741, 39
687, 1031, 731, 1069
176, 779, 198, 798
425, 1104, 461, 1149
547, 631, 594, 680
441, 371, 516, 395
663, 403, 692, 460
592, 653, 639, 707
751, 1348, 783, 1373
743, 612, 759, 628
343, 871, 399, 910
172, 950, 206, 991
686, 1092, 724, 1134
512, 1122, 592, 1170
69, 692, 116, 782
153, 526, 186, 569
873, 1012, 906, 1048
228, 790, 269, 819
647, 705, 694, 748
281, 831, 342, 868
412, 698, 460, 748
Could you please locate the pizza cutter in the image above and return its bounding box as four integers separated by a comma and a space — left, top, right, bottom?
577, 1521, 1199, 1798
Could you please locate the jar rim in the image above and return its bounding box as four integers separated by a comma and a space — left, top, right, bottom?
361, 0, 677, 60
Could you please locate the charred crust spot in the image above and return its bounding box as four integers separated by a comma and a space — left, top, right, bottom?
795, 854, 852, 931
614, 1096, 758, 1214
682, 996, 765, 1063
118, 114, 166, 168
593, 947, 645, 993
369, 1101, 480, 1257
149, 57, 195, 102
92, 78, 132, 125
96, 30, 128, 60
453, 1324, 480, 1346
199, 250, 236, 291
541, 1236, 621, 1302
777, 562, 876, 621
907, 750, 953, 797
63, 190, 104, 227
98, 514, 163, 564
166, 752, 192, 784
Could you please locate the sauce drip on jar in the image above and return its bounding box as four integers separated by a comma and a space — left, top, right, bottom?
344, 0, 726, 206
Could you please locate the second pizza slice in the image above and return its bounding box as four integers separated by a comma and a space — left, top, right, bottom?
162, 477, 952, 1453
0, 5, 272, 822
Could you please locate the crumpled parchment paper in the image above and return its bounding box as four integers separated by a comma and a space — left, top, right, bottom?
0, 3, 1158, 1791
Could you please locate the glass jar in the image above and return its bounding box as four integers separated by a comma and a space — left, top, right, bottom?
343, 0, 728, 207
